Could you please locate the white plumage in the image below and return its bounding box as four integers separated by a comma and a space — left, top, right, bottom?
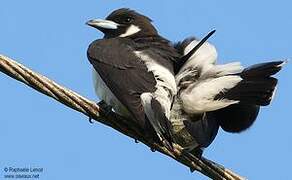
119, 25, 141, 37
180, 75, 242, 114
180, 40, 217, 74
176, 39, 244, 114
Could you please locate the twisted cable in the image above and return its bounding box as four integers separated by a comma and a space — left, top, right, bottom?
0, 54, 245, 180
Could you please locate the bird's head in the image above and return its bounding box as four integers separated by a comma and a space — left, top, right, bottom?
86, 8, 158, 39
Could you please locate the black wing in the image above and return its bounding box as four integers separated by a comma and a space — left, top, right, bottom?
87, 38, 156, 128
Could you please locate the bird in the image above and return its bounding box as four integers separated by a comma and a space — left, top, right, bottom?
86, 8, 180, 150
86, 8, 286, 155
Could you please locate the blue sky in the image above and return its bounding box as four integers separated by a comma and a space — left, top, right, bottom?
0, 0, 291, 179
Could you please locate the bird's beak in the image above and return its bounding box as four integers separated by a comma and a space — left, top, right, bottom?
86, 19, 119, 30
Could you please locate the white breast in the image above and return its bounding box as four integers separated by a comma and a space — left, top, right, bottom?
92, 68, 130, 117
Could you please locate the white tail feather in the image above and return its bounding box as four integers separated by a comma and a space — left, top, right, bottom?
180, 75, 242, 114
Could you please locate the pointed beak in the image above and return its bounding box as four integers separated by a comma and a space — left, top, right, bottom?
86, 19, 119, 30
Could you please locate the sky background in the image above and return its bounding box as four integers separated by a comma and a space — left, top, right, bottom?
0, 0, 291, 179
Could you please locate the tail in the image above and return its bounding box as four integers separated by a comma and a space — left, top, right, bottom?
216, 61, 286, 132
215, 61, 285, 106
241, 61, 285, 78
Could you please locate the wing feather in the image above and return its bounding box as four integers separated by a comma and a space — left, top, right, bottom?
87, 38, 156, 128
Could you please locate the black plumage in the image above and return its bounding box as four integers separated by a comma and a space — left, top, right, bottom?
87, 8, 180, 150
214, 61, 283, 132
87, 38, 156, 128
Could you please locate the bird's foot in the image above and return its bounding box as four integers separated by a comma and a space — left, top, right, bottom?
88, 117, 94, 124
181, 146, 203, 159
147, 140, 172, 152
87, 100, 112, 124
162, 140, 174, 153
97, 100, 113, 117
146, 134, 173, 152
185, 147, 203, 158
180, 147, 203, 173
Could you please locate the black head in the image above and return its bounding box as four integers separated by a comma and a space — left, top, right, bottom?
86, 8, 158, 39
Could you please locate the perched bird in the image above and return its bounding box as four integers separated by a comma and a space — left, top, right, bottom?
86, 8, 180, 150
86, 8, 285, 155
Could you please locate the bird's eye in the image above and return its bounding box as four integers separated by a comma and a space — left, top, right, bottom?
124, 17, 133, 23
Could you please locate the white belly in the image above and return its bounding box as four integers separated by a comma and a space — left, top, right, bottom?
92, 68, 130, 117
